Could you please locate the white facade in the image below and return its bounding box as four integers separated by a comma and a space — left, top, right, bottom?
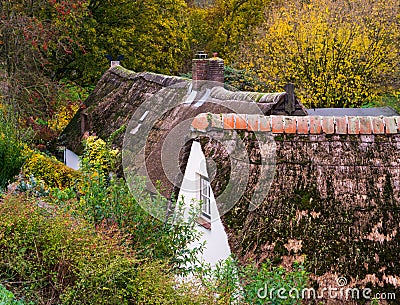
64, 148, 80, 170
178, 141, 231, 267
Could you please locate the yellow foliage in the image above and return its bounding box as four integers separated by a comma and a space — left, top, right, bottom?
82, 136, 119, 174
239, 0, 400, 108
23, 152, 80, 189
188, 0, 270, 64
48, 103, 80, 132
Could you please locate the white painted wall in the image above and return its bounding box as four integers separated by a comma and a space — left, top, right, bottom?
178, 141, 231, 267
64, 148, 80, 170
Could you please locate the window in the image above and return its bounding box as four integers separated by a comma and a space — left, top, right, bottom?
200, 175, 211, 220
80, 110, 89, 134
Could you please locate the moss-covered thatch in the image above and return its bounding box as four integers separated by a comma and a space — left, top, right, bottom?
59, 66, 400, 300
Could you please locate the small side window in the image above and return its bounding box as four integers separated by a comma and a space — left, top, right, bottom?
200, 175, 211, 221
81, 110, 89, 134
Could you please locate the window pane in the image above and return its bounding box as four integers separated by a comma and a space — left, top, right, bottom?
200, 175, 211, 219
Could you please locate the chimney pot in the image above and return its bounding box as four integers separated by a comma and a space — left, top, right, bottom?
111, 61, 120, 68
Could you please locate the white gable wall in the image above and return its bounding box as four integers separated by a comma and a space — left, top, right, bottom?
64, 148, 80, 170
178, 141, 231, 267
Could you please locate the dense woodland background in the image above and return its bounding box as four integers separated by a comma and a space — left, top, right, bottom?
0, 1, 399, 304
1, 0, 399, 143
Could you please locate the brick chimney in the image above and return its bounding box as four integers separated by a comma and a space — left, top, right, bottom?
208, 52, 224, 83
192, 51, 224, 88
192, 51, 208, 82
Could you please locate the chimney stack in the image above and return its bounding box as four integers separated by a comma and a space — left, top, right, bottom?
192, 51, 224, 89
110, 61, 120, 68
208, 52, 224, 83
192, 51, 209, 83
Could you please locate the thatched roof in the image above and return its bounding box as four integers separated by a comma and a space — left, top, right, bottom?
59, 66, 307, 196
59, 66, 307, 152
59, 66, 400, 294
58, 67, 184, 154
190, 113, 400, 294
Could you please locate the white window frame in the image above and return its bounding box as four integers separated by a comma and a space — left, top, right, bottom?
199, 175, 211, 220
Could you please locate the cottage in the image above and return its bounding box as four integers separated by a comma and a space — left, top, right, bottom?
60, 55, 400, 297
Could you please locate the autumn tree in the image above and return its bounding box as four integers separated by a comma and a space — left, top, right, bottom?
76, 0, 190, 82
0, 0, 89, 128
239, 0, 400, 108
186, 0, 271, 66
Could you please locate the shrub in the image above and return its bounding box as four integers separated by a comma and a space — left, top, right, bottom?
200, 257, 309, 305
14, 175, 50, 198
0, 195, 210, 304
81, 136, 119, 176
52, 171, 203, 275
46, 135, 203, 274
224, 66, 269, 92
47, 79, 92, 133
22, 152, 80, 189
0, 285, 25, 305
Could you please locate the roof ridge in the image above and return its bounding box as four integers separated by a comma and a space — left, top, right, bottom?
191, 113, 400, 135
108, 66, 184, 86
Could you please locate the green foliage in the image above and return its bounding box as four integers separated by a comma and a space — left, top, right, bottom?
240, 0, 400, 107
188, 0, 271, 64
224, 66, 268, 92
0, 109, 26, 189
241, 261, 308, 304
75, 0, 190, 83
363, 93, 400, 113
0, 285, 25, 305
22, 152, 80, 189
49, 136, 203, 275
200, 257, 309, 304
48, 79, 93, 133
81, 135, 119, 175
15, 175, 50, 198
53, 171, 203, 274
0, 195, 209, 305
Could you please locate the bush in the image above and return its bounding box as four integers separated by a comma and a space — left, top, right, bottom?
224, 66, 269, 92
45, 135, 202, 274
47, 79, 92, 133
52, 168, 203, 275
0, 195, 210, 304
200, 257, 309, 305
0, 285, 25, 305
22, 152, 80, 189
81, 136, 119, 176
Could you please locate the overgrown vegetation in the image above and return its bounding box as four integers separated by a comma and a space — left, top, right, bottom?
200, 257, 309, 304
0, 108, 26, 190
1, 0, 398, 140
22, 152, 80, 189
1, 0, 396, 303
1, 135, 207, 304
0, 284, 26, 305
0, 194, 211, 304
0, 132, 309, 304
